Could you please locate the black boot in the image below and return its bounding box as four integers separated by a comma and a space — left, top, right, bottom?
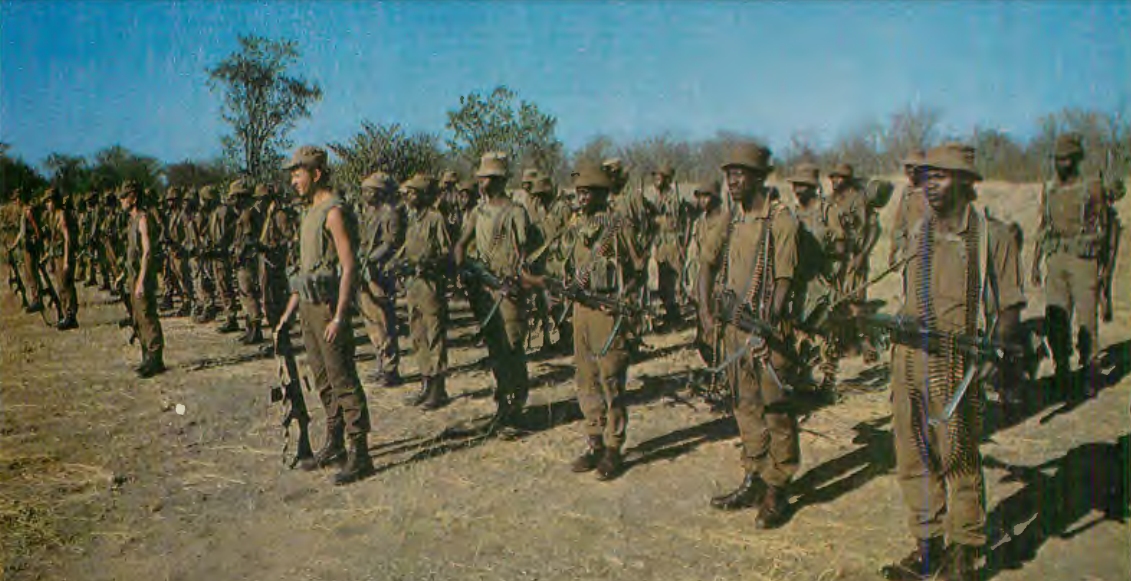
380, 370, 403, 388
880, 537, 946, 580
570, 436, 605, 473
595, 446, 623, 481
939, 544, 977, 581
56, 315, 79, 330
137, 351, 167, 379
333, 434, 374, 485
300, 419, 346, 471
174, 301, 193, 317
239, 320, 264, 345
754, 484, 790, 529
407, 377, 432, 407
217, 315, 240, 334
420, 377, 450, 411
710, 471, 765, 511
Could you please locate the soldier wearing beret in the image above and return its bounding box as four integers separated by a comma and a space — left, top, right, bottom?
357, 172, 405, 388
276, 145, 374, 485
119, 181, 167, 377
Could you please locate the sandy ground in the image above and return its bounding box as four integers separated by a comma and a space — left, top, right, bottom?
2, 181, 1129, 581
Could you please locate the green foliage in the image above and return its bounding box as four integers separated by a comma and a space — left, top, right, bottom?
327, 121, 444, 193
206, 35, 322, 182
445, 86, 562, 178
0, 143, 47, 203
165, 159, 236, 190
89, 145, 163, 192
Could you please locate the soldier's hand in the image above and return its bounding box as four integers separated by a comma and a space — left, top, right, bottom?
133, 282, 144, 300
324, 318, 342, 343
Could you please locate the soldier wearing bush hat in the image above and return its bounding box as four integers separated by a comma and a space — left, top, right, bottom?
890, 150, 929, 268
357, 171, 404, 388
601, 157, 653, 354
207, 179, 242, 334
651, 161, 690, 330
230, 178, 266, 344
118, 178, 167, 377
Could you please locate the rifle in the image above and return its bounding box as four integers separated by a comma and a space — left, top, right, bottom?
34, 254, 63, 327
459, 259, 521, 330
114, 272, 139, 345
533, 273, 644, 357
857, 312, 1026, 364
270, 332, 313, 468
6, 247, 29, 309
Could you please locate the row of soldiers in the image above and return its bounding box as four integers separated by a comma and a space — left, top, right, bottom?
4, 132, 1121, 580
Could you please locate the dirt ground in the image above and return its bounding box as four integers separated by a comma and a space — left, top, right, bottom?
2, 181, 1129, 581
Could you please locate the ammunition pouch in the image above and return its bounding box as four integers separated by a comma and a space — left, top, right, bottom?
1043, 232, 1100, 259
288, 272, 340, 305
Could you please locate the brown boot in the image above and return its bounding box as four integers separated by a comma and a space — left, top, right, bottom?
333, 434, 374, 485
595, 447, 623, 481
420, 377, 450, 411
754, 484, 790, 529
570, 436, 604, 473
710, 471, 764, 511
939, 544, 977, 581
300, 419, 346, 471
880, 537, 946, 580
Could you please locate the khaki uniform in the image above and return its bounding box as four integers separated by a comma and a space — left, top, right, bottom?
652, 187, 692, 324
889, 185, 927, 268
828, 185, 871, 296
258, 200, 295, 327
126, 209, 166, 360
18, 206, 43, 305
296, 195, 371, 437
699, 197, 801, 487
185, 209, 216, 315
46, 206, 79, 319
794, 199, 842, 386
463, 199, 537, 415
525, 194, 572, 347
208, 203, 239, 322
892, 206, 1024, 547
358, 201, 404, 378
165, 207, 196, 309
567, 212, 643, 450
401, 206, 450, 379
1037, 177, 1107, 367
233, 202, 264, 325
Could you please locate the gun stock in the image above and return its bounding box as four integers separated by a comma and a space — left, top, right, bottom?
272, 334, 313, 468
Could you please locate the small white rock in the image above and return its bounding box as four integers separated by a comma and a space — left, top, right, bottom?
175, 404, 186, 415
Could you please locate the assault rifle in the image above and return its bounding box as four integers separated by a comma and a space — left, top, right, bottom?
855, 312, 1025, 364
6, 247, 28, 309
270, 332, 313, 468
459, 259, 521, 329
34, 255, 64, 327
535, 273, 643, 318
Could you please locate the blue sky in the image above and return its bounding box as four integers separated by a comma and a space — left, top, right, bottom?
2, 1, 1129, 168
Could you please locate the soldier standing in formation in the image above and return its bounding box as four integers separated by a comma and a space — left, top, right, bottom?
232, 178, 265, 344
698, 142, 800, 529
43, 187, 79, 329
603, 158, 654, 350
357, 172, 404, 388
686, 180, 726, 350
523, 173, 570, 353
210, 182, 241, 333
12, 190, 45, 313
399, 174, 452, 409
119, 181, 167, 378
188, 186, 219, 323
158, 188, 184, 311
256, 183, 296, 352
165, 187, 196, 317
454, 153, 538, 437
650, 164, 691, 331
889, 150, 928, 270
276, 145, 373, 485
880, 144, 1024, 581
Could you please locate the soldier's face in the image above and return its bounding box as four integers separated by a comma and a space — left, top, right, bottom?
290, 168, 314, 198
479, 176, 504, 197
1054, 155, 1078, 179
725, 167, 763, 202
577, 186, 607, 213
119, 193, 133, 211
694, 193, 713, 211
830, 175, 846, 192
924, 169, 967, 213
792, 183, 817, 203
653, 173, 671, 191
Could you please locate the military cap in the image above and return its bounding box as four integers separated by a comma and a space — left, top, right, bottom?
457, 179, 477, 193
198, 185, 217, 203
476, 153, 509, 178
521, 168, 541, 183
573, 163, 613, 190
165, 186, 180, 201
254, 184, 271, 198
720, 142, 773, 173
829, 162, 855, 179
787, 163, 821, 187
117, 180, 141, 198
282, 145, 329, 171
403, 173, 435, 193
922, 143, 981, 181
361, 171, 397, 195
651, 164, 675, 178
1053, 133, 1084, 158
600, 157, 625, 174
531, 176, 554, 195
902, 149, 926, 167
440, 170, 459, 185
228, 178, 252, 198
692, 180, 722, 198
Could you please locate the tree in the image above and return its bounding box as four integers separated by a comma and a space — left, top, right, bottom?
445, 86, 562, 177
206, 35, 322, 182
43, 153, 92, 198
883, 103, 942, 169
89, 145, 163, 191
327, 121, 444, 192
165, 159, 235, 190
0, 143, 47, 203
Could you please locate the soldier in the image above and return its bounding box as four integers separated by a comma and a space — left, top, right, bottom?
82, 192, 104, 287
511, 167, 540, 212
256, 183, 296, 349
357, 171, 404, 388
650, 164, 692, 330
827, 162, 881, 362
602, 158, 654, 350
164, 187, 196, 317
889, 150, 928, 268
454, 153, 538, 437
1031, 133, 1110, 398
438, 170, 463, 241
231, 178, 265, 344
698, 142, 799, 529
119, 181, 167, 378
524, 175, 571, 352
276, 145, 374, 485
189, 186, 220, 323
397, 173, 452, 409
72, 191, 90, 285
158, 188, 184, 311
210, 181, 241, 333
879, 144, 1024, 581
43, 188, 80, 329
10, 189, 44, 313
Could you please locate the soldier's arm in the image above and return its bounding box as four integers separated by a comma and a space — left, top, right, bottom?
61, 213, 73, 269
771, 213, 800, 322
696, 220, 726, 331
325, 207, 357, 329
1031, 184, 1048, 284
135, 214, 151, 297
452, 210, 476, 267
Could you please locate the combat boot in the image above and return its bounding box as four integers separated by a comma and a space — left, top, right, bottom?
880, 537, 946, 580
239, 320, 264, 345
56, 315, 79, 331
570, 436, 605, 473
710, 471, 765, 511
300, 419, 346, 471
754, 484, 790, 529
136, 351, 167, 379
594, 446, 623, 481
406, 377, 432, 407
420, 377, 450, 411
25, 300, 44, 314
216, 315, 240, 334
938, 544, 977, 581
174, 301, 193, 318
380, 370, 403, 388
333, 434, 374, 486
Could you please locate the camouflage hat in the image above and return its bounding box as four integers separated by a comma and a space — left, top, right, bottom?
572, 163, 613, 190
902, 149, 926, 167
787, 163, 820, 187
720, 142, 773, 173
829, 162, 854, 179
282, 145, 329, 171
521, 168, 541, 183
361, 172, 397, 195
692, 180, 722, 198
922, 143, 982, 181
228, 178, 252, 198
254, 183, 271, 198
651, 164, 675, 178
440, 170, 459, 185
531, 176, 554, 195
476, 153, 509, 178
403, 173, 435, 194
116, 180, 141, 198
1053, 133, 1084, 158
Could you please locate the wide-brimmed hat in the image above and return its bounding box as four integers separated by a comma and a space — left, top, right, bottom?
692, 180, 722, 198
228, 178, 252, 198
1053, 133, 1084, 158
902, 149, 926, 167
198, 185, 217, 203
281, 145, 329, 171
521, 168, 541, 183
531, 176, 554, 195
573, 163, 613, 190
439, 170, 459, 185
361, 172, 397, 195
787, 163, 820, 187
403, 173, 435, 193
720, 142, 773, 173
651, 164, 675, 178
828, 162, 854, 179
457, 179, 477, 193
921, 143, 982, 181
476, 153, 509, 178
117, 180, 141, 199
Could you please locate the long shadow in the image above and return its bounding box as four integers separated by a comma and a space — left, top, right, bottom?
980, 434, 1130, 579
624, 416, 737, 468
1037, 339, 1131, 425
